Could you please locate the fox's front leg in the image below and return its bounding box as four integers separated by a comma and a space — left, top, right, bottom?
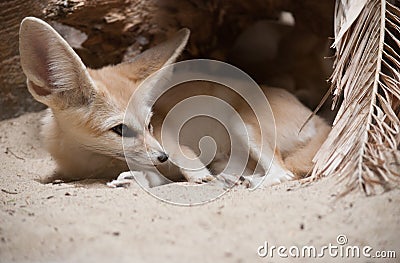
243, 149, 295, 189
170, 145, 215, 183
232, 125, 295, 189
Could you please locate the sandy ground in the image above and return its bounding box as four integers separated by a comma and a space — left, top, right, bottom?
0, 112, 399, 263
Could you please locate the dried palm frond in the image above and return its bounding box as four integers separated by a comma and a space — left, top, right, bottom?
311, 0, 400, 195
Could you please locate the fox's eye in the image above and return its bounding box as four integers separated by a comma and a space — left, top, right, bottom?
111, 124, 136, 137
147, 123, 153, 133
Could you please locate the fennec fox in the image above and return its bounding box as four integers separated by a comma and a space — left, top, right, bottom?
19, 17, 330, 188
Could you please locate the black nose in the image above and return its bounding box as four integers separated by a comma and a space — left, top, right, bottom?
157, 153, 169, 163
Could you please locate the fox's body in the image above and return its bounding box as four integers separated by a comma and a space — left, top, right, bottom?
19, 17, 330, 188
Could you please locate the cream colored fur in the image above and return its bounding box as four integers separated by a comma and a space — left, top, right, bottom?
19, 17, 330, 188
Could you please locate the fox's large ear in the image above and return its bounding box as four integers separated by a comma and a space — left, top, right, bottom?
19, 17, 94, 108
115, 28, 190, 81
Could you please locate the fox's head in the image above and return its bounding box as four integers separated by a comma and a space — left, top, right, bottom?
19, 17, 189, 168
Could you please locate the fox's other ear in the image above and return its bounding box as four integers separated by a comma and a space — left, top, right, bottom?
19, 17, 94, 108
115, 28, 190, 81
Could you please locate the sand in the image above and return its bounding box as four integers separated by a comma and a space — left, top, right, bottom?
0, 112, 399, 263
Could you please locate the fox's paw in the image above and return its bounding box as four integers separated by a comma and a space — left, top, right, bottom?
215, 174, 244, 188
177, 163, 215, 184
107, 171, 141, 188
183, 168, 215, 184
242, 170, 295, 189
189, 173, 215, 184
